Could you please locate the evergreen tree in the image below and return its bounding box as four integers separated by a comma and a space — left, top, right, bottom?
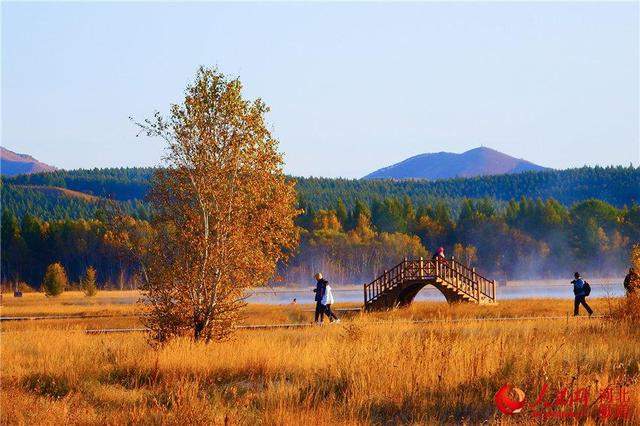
336, 198, 348, 230
81, 266, 98, 297
1, 209, 25, 283
42, 263, 67, 297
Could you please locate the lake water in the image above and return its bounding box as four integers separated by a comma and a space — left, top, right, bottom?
247, 280, 627, 305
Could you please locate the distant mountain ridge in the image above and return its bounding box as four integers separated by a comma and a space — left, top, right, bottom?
364, 147, 549, 180
1, 147, 57, 176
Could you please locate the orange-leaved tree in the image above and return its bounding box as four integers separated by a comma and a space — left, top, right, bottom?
135, 67, 299, 342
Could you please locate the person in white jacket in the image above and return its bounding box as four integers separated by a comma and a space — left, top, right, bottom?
321, 283, 340, 323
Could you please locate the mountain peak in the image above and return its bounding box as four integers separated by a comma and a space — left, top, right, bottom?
468, 146, 499, 153
363, 147, 549, 180
1, 147, 57, 176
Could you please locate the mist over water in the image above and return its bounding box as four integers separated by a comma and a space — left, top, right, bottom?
247, 279, 627, 304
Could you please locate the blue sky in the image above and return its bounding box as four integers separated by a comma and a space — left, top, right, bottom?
2, 2, 638, 178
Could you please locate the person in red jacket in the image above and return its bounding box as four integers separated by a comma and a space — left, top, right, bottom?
432, 247, 448, 276
432, 247, 448, 264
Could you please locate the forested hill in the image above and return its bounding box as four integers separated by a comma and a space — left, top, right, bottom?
297, 166, 638, 211
2, 165, 639, 284
1, 165, 638, 220
4, 167, 152, 201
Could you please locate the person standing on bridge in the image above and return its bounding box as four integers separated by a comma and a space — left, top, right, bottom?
313, 273, 327, 323
432, 247, 448, 277
432, 247, 448, 264
572, 272, 593, 317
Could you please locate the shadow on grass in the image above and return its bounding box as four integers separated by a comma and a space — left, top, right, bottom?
22, 373, 71, 399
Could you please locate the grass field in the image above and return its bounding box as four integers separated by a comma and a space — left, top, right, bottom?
1, 292, 639, 425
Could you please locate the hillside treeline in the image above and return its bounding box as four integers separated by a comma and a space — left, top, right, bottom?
2, 195, 638, 289
2, 166, 638, 221
1, 182, 151, 221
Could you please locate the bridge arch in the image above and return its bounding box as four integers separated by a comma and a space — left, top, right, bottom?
395, 280, 457, 307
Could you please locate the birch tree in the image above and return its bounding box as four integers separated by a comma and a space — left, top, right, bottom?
136, 67, 299, 342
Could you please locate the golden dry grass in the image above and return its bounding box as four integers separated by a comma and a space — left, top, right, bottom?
0, 290, 618, 320
1, 293, 639, 425
1, 291, 139, 317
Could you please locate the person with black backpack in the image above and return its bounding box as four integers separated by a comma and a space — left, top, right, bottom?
572, 272, 593, 317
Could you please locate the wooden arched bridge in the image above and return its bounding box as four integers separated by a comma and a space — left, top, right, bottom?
364, 258, 496, 311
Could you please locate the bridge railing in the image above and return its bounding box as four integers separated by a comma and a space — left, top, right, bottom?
440, 258, 496, 301
364, 258, 496, 306
364, 260, 405, 304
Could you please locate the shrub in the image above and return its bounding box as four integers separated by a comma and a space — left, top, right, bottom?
16, 282, 36, 293
42, 263, 67, 297
81, 266, 98, 297
4, 282, 36, 293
